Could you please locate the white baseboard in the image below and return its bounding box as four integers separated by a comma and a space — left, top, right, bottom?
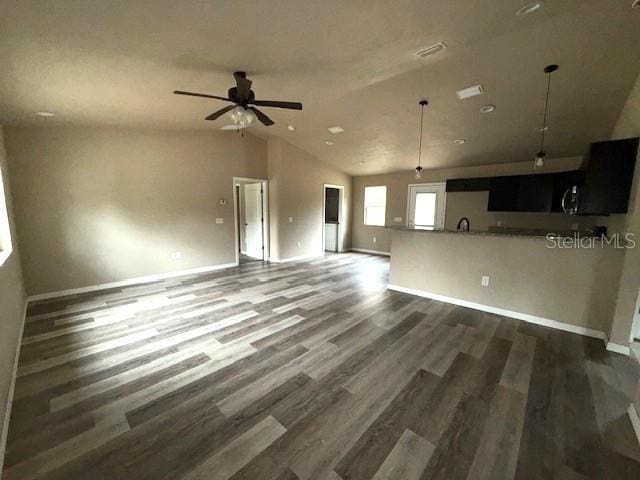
269, 253, 324, 264
0, 300, 27, 474
387, 283, 608, 342
27, 262, 239, 302
606, 342, 631, 356
629, 404, 640, 445
350, 248, 391, 256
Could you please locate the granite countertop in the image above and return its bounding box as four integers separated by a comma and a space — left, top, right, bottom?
386, 226, 600, 239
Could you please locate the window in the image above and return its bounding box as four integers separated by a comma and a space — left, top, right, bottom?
0, 166, 13, 267
407, 183, 446, 229
364, 186, 387, 226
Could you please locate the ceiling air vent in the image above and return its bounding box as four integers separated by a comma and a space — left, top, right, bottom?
415, 42, 447, 58
456, 84, 484, 99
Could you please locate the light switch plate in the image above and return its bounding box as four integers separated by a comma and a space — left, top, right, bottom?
215, 217, 224, 224
288, 217, 294, 223
372, 237, 377, 243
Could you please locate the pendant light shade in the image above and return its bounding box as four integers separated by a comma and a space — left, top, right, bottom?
534, 64, 558, 168
415, 99, 428, 178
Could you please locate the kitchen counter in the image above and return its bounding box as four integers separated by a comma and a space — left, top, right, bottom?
387, 227, 625, 337
386, 226, 601, 239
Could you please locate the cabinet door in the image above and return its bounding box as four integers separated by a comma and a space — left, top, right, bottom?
445, 178, 490, 192
516, 174, 553, 212
488, 176, 520, 212
579, 138, 638, 215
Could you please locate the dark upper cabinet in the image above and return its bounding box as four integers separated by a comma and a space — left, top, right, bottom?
487, 176, 520, 211
454, 137, 638, 215
578, 138, 639, 215
445, 177, 491, 192
488, 174, 553, 212
517, 174, 553, 212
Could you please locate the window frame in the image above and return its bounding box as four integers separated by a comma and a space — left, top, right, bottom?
363, 185, 387, 227
0, 165, 13, 267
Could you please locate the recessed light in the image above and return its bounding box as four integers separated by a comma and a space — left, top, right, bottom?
415, 42, 447, 58
36, 111, 55, 117
453, 139, 466, 145
324, 140, 335, 146
480, 104, 496, 113
516, 1, 543, 16
328, 126, 344, 134
456, 85, 484, 100
287, 124, 296, 131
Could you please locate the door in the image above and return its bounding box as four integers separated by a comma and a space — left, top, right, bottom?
324, 187, 339, 252
243, 183, 263, 259
407, 183, 446, 229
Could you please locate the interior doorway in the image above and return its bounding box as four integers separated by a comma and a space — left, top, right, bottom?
233, 177, 269, 264
323, 184, 344, 253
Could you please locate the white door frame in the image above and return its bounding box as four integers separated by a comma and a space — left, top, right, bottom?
233, 177, 269, 265
322, 184, 344, 253
406, 182, 447, 229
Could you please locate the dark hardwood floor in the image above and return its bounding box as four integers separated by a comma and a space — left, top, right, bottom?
3, 253, 640, 479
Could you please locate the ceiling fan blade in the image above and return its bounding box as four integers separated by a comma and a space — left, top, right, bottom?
249, 107, 275, 126
234, 72, 252, 101
205, 104, 236, 121
174, 90, 233, 102
252, 100, 303, 110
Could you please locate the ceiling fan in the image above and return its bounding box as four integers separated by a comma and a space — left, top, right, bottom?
174, 71, 302, 127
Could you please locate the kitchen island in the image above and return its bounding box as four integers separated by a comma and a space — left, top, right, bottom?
388, 227, 625, 340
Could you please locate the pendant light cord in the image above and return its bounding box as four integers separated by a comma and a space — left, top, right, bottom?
539, 71, 552, 152
418, 102, 425, 168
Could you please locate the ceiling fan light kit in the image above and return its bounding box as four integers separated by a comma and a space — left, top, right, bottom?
174, 71, 302, 129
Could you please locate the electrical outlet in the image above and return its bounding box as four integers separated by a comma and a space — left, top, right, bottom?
171, 251, 182, 260
571, 223, 578, 230
215, 217, 224, 224
496, 220, 503, 227
481, 275, 490, 287
297, 241, 301, 247
288, 217, 294, 223
394, 217, 402, 223
372, 237, 377, 243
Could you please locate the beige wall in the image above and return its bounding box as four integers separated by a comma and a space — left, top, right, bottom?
351, 156, 616, 254
5, 125, 267, 295
389, 229, 623, 334
0, 127, 27, 468
268, 138, 351, 261
609, 73, 640, 347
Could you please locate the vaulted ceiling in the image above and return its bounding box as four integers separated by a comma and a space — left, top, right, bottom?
0, 0, 639, 174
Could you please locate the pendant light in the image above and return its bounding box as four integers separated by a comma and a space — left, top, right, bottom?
534, 64, 558, 168
415, 99, 428, 179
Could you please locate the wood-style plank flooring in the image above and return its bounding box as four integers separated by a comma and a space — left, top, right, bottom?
4, 253, 640, 479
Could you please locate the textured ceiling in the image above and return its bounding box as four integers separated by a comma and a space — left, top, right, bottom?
0, 0, 639, 175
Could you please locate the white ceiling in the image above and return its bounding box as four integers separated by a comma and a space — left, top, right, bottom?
0, 0, 639, 175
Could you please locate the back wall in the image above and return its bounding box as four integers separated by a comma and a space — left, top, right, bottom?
4, 125, 267, 295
